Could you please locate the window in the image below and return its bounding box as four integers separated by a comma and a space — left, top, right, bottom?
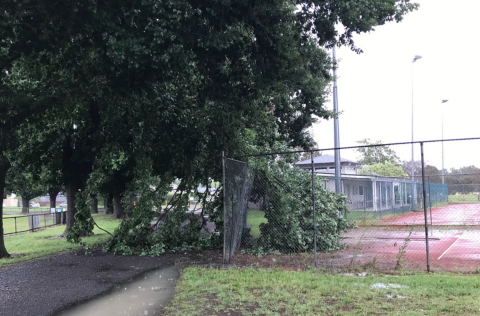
394, 184, 401, 204
359, 186, 364, 196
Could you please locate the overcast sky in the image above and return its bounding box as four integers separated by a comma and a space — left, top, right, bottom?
312, 0, 480, 170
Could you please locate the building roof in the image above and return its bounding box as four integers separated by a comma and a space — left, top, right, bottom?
295, 154, 358, 166
313, 172, 412, 182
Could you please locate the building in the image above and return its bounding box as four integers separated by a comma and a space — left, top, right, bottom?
2, 194, 18, 207
295, 155, 420, 212
294, 154, 360, 175
321, 174, 417, 212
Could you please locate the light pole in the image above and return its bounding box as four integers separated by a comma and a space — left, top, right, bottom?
441, 99, 448, 183
333, 46, 341, 194
411, 55, 422, 180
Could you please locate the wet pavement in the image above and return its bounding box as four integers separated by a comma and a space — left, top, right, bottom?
55, 265, 181, 316
0, 250, 222, 316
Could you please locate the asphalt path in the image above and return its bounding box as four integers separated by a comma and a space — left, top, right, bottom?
0, 250, 222, 316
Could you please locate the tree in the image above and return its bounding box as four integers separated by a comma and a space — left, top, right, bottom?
424, 165, 442, 183
401, 160, 422, 180
359, 161, 408, 178
1, 0, 418, 249
299, 150, 323, 162
0, 50, 44, 256
445, 166, 480, 193
90, 194, 99, 214
5, 170, 46, 214
356, 139, 401, 165
241, 144, 350, 254
0, 157, 10, 257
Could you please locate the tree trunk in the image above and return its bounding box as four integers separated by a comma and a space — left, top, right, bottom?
62, 180, 79, 236
21, 197, 30, 214
105, 194, 114, 214
0, 158, 11, 258
49, 187, 61, 224
90, 195, 98, 213
48, 187, 60, 209
113, 193, 124, 219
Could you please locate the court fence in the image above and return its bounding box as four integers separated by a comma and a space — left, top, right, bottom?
223, 138, 480, 272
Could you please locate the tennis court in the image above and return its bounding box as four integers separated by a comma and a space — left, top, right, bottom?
338, 203, 480, 271
383, 203, 480, 226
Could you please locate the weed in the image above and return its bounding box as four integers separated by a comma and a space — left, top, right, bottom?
349, 233, 364, 266
363, 255, 377, 271
395, 228, 413, 271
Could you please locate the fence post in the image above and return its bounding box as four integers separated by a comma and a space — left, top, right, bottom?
222, 151, 227, 264
428, 176, 433, 230
15, 217, 17, 234
310, 151, 317, 267
420, 142, 431, 272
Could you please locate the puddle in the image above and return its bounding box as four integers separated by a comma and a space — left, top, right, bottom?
467, 254, 480, 260
370, 283, 408, 289
386, 294, 407, 298
343, 272, 367, 277
56, 265, 180, 316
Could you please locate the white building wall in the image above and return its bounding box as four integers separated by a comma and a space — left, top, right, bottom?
2, 194, 18, 207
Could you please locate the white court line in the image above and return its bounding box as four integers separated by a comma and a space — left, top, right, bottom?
438, 237, 461, 260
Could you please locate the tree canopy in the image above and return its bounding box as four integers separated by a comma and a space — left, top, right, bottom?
359, 161, 408, 178
0, 0, 418, 258
356, 139, 401, 165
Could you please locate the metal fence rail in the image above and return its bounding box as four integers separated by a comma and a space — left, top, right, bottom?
2, 207, 53, 214
3, 211, 67, 235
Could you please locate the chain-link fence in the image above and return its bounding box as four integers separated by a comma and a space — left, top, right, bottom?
223, 138, 480, 272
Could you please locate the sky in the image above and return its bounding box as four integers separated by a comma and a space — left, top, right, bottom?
312, 0, 480, 171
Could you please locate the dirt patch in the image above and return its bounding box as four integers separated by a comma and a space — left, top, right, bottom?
8, 253, 25, 258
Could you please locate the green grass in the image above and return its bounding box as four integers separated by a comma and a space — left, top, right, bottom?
164, 268, 480, 315
2, 214, 61, 234
3, 206, 105, 214
0, 214, 121, 268
448, 194, 480, 204
247, 211, 268, 238
346, 210, 408, 226
346, 210, 379, 224
2, 206, 52, 214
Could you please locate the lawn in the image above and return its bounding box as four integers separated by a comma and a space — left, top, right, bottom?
2, 206, 52, 214
0, 214, 121, 268
3, 213, 60, 234
345, 210, 378, 224
448, 193, 480, 204
2, 205, 105, 214
164, 268, 480, 315
247, 211, 268, 237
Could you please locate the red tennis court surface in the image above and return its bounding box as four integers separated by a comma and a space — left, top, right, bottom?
383, 203, 480, 226
332, 204, 480, 272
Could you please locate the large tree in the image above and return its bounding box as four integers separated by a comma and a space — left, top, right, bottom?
356, 139, 401, 165
1, 0, 418, 251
